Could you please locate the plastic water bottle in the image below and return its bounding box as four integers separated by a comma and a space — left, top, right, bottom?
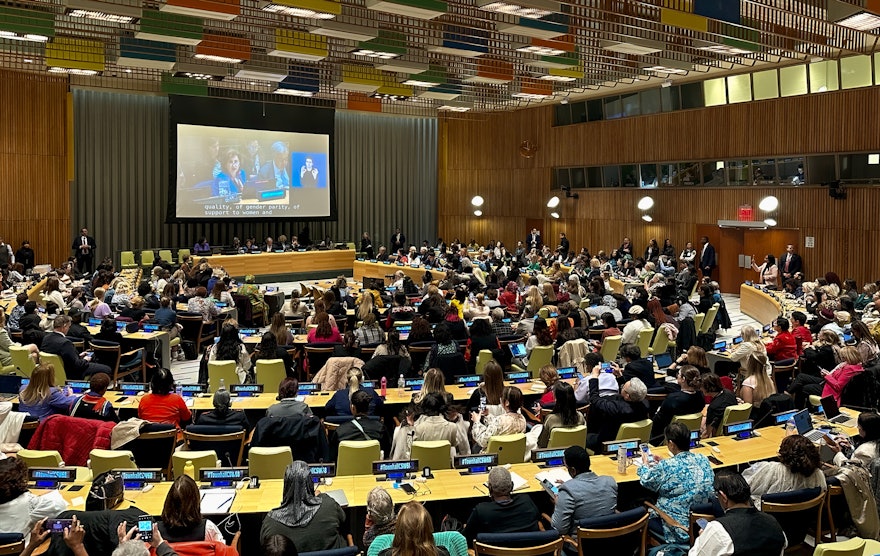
183, 460, 195, 480
380, 376, 387, 397
397, 374, 405, 396
785, 417, 797, 436
219, 378, 226, 392
175, 381, 182, 397
617, 446, 627, 475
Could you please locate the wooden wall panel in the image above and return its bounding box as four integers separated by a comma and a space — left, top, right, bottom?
439, 86, 880, 287
0, 70, 70, 266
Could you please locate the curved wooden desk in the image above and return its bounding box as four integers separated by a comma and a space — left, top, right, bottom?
203, 250, 355, 278
353, 260, 430, 284
739, 284, 782, 326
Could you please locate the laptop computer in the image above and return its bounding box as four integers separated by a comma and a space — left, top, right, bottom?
792, 408, 832, 442
820, 396, 854, 426
0, 375, 21, 401
508, 342, 527, 359
653, 352, 673, 372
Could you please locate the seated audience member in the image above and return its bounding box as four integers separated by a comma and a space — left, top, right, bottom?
7, 293, 27, 331
373, 329, 410, 360
0, 458, 67, 544
786, 330, 842, 406
465, 466, 540, 544
766, 317, 797, 361
586, 366, 648, 452
536, 365, 559, 407
413, 392, 469, 457
354, 313, 383, 346
743, 435, 826, 508
18, 363, 77, 421
620, 305, 650, 346
64, 308, 93, 346
18, 302, 46, 347
828, 412, 880, 469
598, 311, 622, 343
158, 475, 225, 542
325, 367, 383, 417
154, 296, 178, 329
263, 535, 300, 556
550, 446, 617, 536
737, 353, 775, 408
790, 311, 812, 354
701, 374, 737, 438
69, 372, 118, 422
363, 487, 396, 550
307, 313, 342, 344
329, 390, 388, 460
266, 378, 313, 418
89, 288, 112, 319
638, 422, 714, 544
269, 312, 294, 347
851, 320, 880, 365
378, 501, 449, 556
332, 331, 362, 360
119, 296, 147, 322
471, 386, 527, 451
616, 344, 657, 389
187, 287, 219, 325
42, 315, 112, 379
253, 332, 295, 378
822, 345, 864, 405
650, 366, 705, 444
137, 368, 192, 429
196, 390, 250, 432
667, 346, 710, 375
95, 318, 124, 345
0, 308, 37, 367
537, 382, 585, 449
689, 470, 787, 556
260, 462, 347, 552
206, 321, 252, 384
489, 308, 514, 336
727, 325, 767, 366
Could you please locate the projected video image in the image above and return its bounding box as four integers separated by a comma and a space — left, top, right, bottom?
176, 124, 330, 219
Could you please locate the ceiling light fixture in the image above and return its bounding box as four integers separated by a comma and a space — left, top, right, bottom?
828, 0, 880, 31
642, 215, 653, 222
476, 0, 559, 19
64, 0, 140, 23
763, 218, 777, 226
259, 0, 338, 18
547, 195, 560, 208
471, 195, 484, 206
637, 196, 654, 210
438, 100, 473, 112
307, 21, 376, 41
600, 37, 664, 55
48, 67, 101, 75
375, 60, 429, 74
758, 195, 779, 212
497, 17, 567, 39
550, 211, 560, 219
364, 0, 447, 20
474, 210, 483, 217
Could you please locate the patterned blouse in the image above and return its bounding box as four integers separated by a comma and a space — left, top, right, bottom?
471, 411, 526, 449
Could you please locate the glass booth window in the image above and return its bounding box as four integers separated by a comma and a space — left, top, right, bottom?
751, 159, 776, 185
778, 157, 805, 185
621, 165, 639, 187
603, 166, 621, 188
640, 164, 658, 188
727, 160, 751, 186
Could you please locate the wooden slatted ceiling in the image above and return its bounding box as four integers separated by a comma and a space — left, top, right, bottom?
438, 87, 880, 286
0, 70, 71, 266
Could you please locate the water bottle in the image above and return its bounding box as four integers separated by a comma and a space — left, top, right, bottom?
785, 417, 797, 436
380, 376, 387, 397
617, 446, 627, 475
397, 374, 405, 395
183, 460, 195, 480
175, 381, 182, 397
219, 378, 226, 392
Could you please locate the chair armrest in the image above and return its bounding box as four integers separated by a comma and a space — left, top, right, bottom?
122, 348, 145, 357
522, 407, 541, 423
231, 531, 241, 552
346, 534, 354, 547
540, 513, 553, 530
644, 502, 687, 531
245, 428, 255, 447
563, 536, 578, 548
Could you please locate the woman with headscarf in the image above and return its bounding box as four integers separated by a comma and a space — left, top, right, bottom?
196, 390, 250, 432
238, 274, 268, 323
260, 462, 347, 552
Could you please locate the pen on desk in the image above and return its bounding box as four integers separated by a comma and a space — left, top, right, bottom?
473, 484, 487, 495
220, 496, 234, 509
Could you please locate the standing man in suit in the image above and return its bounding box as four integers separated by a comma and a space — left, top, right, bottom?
526, 228, 541, 251
42, 315, 111, 380
700, 236, 716, 281
558, 232, 570, 260
257, 141, 291, 189
72, 227, 96, 276
778, 244, 803, 281
390, 228, 405, 253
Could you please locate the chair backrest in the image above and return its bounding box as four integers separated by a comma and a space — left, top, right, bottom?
10, 345, 35, 377
0, 534, 24, 556
158, 249, 173, 263
761, 487, 825, 548
207, 361, 239, 393
411, 440, 452, 470
172, 450, 218, 478
248, 446, 293, 480
547, 425, 587, 449
436, 352, 468, 384
183, 427, 247, 466
688, 502, 720, 546
177, 248, 191, 263
599, 336, 622, 363
692, 313, 705, 333
38, 353, 67, 383
720, 403, 753, 431
474, 531, 563, 556
120, 251, 136, 268
636, 328, 653, 359
177, 314, 207, 344
649, 328, 669, 355
255, 359, 287, 392
576, 507, 649, 556
671, 412, 703, 433
305, 346, 336, 379
118, 425, 177, 479
813, 538, 868, 556
17, 449, 63, 468
89, 341, 122, 378
336, 440, 380, 476
527, 346, 554, 374
616, 419, 652, 442
18, 418, 38, 449
140, 250, 155, 267
486, 434, 526, 465
89, 449, 136, 476
475, 350, 494, 375
700, 304, 719, 334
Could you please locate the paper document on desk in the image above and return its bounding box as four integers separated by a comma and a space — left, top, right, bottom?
324, 489, 349, 507
295, 395, 306, 402
200, 489, 236, 514
185, 398, 194, 407
485, 471, 529, 492
535, 468, 571, 486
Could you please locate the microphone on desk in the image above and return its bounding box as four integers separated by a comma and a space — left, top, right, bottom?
224, 451, 234, 469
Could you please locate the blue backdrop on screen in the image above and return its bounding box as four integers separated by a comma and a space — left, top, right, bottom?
291, 152, 328, 188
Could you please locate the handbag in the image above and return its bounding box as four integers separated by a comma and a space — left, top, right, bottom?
86, 471, 124, 511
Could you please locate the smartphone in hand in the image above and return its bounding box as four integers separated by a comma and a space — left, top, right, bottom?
137, 515, 153, 542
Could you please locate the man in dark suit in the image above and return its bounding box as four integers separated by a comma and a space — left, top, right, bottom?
558, 232, 570, 259
526, 228, 541, 251
72, 227, 96, 276
617, 344, 657, 389
264, 237, 275, 252
257, 141, 291, 189
42, 315, 111, 380
587, 360, 649, 452
700, 235, 716, 280
329, 390, 387, 460
778, 244, 803, 281
390, 228, 405, 253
